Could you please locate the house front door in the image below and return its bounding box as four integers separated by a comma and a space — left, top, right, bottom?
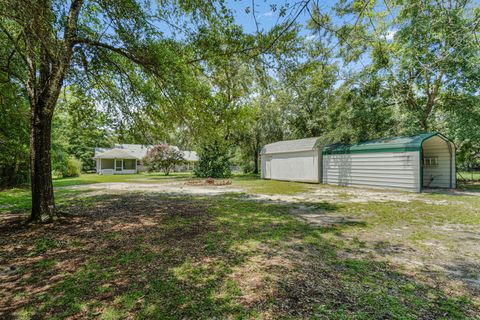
115, 159, 123, 171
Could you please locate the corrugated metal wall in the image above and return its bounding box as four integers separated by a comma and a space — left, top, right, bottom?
322, 151, 421, 192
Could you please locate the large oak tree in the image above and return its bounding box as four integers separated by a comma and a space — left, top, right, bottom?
0, 0, 238, 221
0, 0, 311, 221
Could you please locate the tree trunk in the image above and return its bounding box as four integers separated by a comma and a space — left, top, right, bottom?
29, 100, 55, 222
419, 112, 429, 131
253, 148, 259, 174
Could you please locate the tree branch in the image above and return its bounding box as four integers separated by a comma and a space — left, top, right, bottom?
0, 65, 26, 86
0, 24, 28, 64
64, 0, 84, 47
74, 37, 152, 70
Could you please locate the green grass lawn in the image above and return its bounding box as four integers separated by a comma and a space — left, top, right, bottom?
0, 173, 313, 213
53, 172, 193, 187
458, 171, 480, 181
1, 174, 480, 319
0, 173, 192, 211
232, 175, 315, 195
1, 193, 478, 319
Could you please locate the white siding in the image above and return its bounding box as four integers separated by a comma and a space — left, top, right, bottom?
261, 155, 269, 179
262, 151, 320, 183
323, 151, 420, 192
422, 136, 454, 188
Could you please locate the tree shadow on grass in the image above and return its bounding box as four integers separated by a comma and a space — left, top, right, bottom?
0, 193, 478, 319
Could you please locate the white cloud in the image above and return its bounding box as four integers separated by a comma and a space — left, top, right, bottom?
258, 11, 274, 19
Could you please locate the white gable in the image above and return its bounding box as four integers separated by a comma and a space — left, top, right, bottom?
261, 137, 321, 155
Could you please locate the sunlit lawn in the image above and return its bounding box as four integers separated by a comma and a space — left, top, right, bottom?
53, 172, 194, 187
0, 173, 192, 211
0, 173, 317, 213
1, 173, 480, 319
1, 193, 479, 319
458, 171, 480, 181
232, 175, 316, 195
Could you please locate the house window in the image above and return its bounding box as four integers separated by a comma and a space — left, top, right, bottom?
124, 159, 136, 170
423, 156, 438, 167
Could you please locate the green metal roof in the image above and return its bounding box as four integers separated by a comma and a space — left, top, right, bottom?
322, 132, 446, 155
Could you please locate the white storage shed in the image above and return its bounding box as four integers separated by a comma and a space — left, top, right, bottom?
322, 133, 456, 192
260, 137, 323, 183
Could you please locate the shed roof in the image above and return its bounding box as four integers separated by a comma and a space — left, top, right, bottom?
322, 132, 448, 155
93, 148, 139, 159
261, 137, 322, 155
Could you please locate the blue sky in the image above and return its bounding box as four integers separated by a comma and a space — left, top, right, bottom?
227, 1, 314, 35
225, 0, 367, 70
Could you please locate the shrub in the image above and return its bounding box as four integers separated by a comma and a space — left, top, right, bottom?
53, 155, 81, 178
194, 141, 231, 178
63, 157, 82, 178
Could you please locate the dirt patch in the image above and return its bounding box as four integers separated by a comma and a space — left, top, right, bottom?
64, 181, 242, 196
185, 178, 232, 186
62, 181, 477, 207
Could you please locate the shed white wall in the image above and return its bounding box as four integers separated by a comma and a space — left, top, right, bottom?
322, 151, 421, 192
422, 136, 455, 188
261, 150, 321, 183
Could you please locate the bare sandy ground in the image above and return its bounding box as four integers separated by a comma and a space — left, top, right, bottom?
66, 182, 243, 196
64, 181, 476, 205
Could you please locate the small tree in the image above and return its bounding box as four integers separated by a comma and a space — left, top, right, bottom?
195, 141, 232, 178
143, 144, 185, 176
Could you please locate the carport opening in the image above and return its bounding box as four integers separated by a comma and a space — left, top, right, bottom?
421, 136, 454, 189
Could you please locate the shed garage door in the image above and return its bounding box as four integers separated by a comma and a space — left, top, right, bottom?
269, 151, 320, 183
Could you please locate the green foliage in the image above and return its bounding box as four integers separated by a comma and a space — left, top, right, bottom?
53, 156, 82, 178
53, 87, 112, 172
0, 83, 29, 187
1, 0, 478, 189
195, 141, 232, 178
324, 76, 396, 144
64, 157, 82, 178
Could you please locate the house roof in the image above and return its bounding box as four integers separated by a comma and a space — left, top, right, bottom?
261, 137, 322, 155
322, 132, 450, 155
93, 148, 139, 159
114, 144, 152, 159
94, 144, 199, 161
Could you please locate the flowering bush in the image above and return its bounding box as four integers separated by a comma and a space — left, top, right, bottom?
143, 144, 185, 175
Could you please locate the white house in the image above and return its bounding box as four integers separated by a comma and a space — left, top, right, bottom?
322, 133, 456, 192
94, 144, 198, 175
260, 137, 323, 183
